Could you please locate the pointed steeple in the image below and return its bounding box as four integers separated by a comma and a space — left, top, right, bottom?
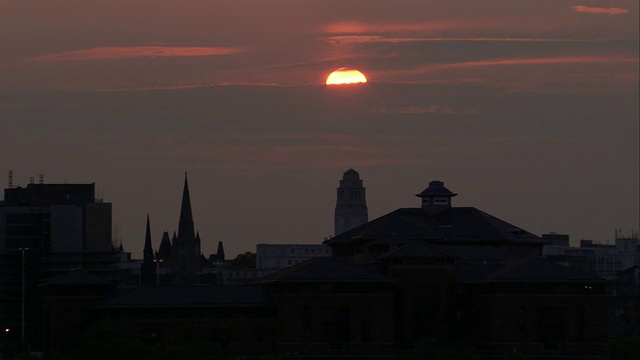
158, 231, 173, 261
143, 214, 154, 262
178, 172, 195, 242
141, 214, 156, 286
216, 241, 225, 262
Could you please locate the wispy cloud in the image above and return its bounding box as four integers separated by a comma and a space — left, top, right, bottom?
322, 21, 458, 34
373, 105, 477, 115
438, 56, 638, 69
386, 56, 639, 77
324, 35, 630, 45
31, 46, 244, 62
572, 5, 630, 15
87, 81, 287, 92
372, 55, 639, 92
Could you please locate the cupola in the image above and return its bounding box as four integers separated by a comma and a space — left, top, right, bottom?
416, 180, 457, 215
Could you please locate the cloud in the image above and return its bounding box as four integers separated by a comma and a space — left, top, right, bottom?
322, 21, 457, 34
88, 82, 287, 92
324, 35, 627, 45
572, 5, 630, 15
440, 56, 638, 69
373, 105, 477, 115
383, 56, 639, 77
31, 46, 244, 62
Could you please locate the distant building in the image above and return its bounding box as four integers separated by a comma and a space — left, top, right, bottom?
0, 180, 118, 350
334, 169, 368, 236
542, 232, 639, 278
256, 243, 331, 276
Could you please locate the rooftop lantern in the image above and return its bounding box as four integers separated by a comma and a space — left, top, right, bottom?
416, 181, 457, 215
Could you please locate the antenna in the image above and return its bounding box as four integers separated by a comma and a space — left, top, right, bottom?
29, 177, 34, 185
39, 174, 44, 184
8, 170, 13, 189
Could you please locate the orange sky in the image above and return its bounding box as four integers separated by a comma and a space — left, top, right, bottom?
1, 0, 638, 257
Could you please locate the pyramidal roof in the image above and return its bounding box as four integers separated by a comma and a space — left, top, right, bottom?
325, 207, 543, 245
416, 180, 457, 197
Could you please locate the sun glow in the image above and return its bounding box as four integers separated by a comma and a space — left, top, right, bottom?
326, 68, 368, 85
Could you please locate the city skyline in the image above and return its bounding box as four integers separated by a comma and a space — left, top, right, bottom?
1, 0, 638, 258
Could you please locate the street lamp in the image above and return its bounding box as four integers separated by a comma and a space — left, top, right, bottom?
153, 259, 164, 286
18, 247, 29, 340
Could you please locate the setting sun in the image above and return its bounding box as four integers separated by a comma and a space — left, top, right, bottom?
326, 68, 368, 85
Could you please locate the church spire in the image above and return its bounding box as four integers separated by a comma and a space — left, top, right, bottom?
141, 214, 156, 286
143, 214, 154, 261
178, 172, 195, 242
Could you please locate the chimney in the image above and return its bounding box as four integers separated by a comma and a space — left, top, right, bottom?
415, 180, 457, 215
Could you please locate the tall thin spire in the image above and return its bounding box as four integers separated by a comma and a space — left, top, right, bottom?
216, 241, 225, 262
141, 214, 156, 286
178, 172, 195, 241
143, 214, 154, 261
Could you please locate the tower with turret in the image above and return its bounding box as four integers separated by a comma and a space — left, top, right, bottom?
334, 169, 368, 236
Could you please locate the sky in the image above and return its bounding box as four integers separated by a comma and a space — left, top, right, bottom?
1, 0, 638, 259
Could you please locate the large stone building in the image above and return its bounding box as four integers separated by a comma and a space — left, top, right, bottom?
321, 180, 608, 358
327, 180, 546, 262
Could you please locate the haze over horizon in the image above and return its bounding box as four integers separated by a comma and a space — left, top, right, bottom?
1, 0, 637, 258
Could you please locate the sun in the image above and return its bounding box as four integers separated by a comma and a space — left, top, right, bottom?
326, 68, 368, 85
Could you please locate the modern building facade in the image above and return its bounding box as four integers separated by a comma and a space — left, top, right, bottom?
543, 232, 640, 279
0, 181, 117, 349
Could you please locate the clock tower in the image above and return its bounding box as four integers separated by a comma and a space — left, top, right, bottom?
334, 169, 368, 236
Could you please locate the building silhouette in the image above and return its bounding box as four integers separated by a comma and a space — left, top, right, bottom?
543, 232, 640, 279
0, 180, 117, 350
171, 174, 202, 284
140, 174, 209, 286
140, 215, 155, 286
334, 169, 368, 236
23, 176, 617, 359
327, 180, 545, 262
